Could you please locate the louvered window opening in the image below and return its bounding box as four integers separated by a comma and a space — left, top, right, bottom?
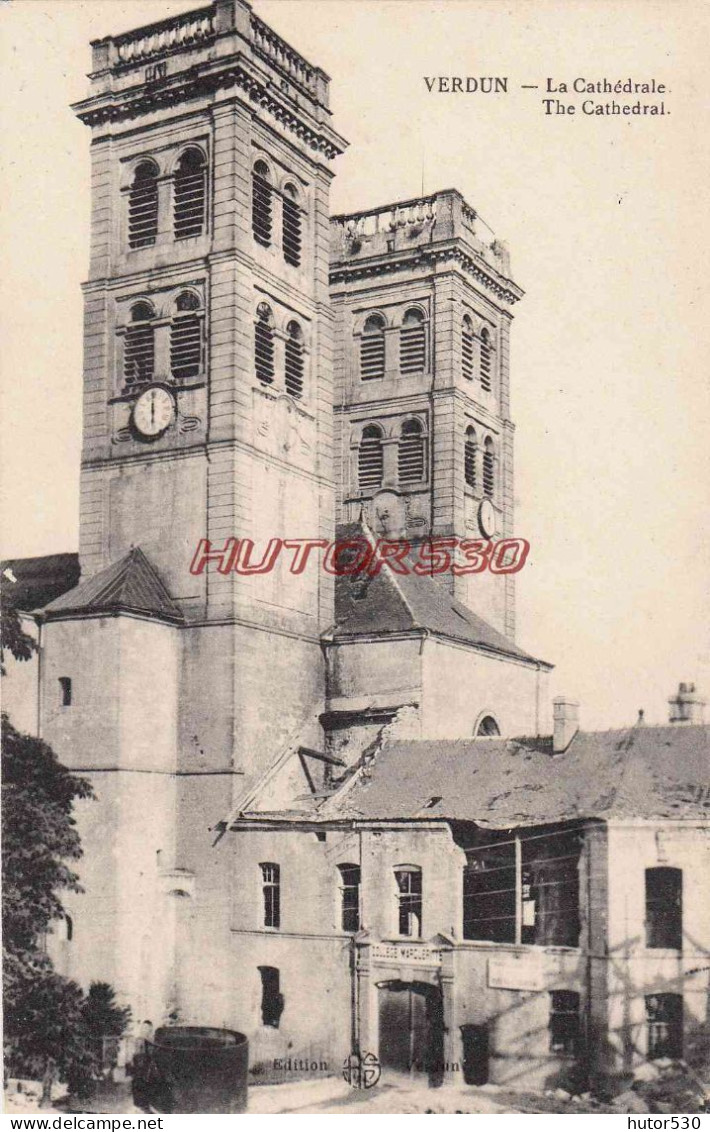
358, 429, 384, 491
462, 324, 474, 380
465, 433, 477, 489
252, 170, 272, 246
400, 320, 426, 375
480, 331, 492, 392
361, 331, 385, 381
124, 323, 155, 389
255, 318, 275, 385
173, 153, 206, 240
282, 196, 302, 267
398, 423, 426, 485
483, 445, 495, 498
128, 165, 158, 249
170, 315, 202, 380
285, 335, 304, 398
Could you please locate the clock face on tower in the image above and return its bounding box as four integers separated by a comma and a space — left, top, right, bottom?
132, 385, 176, 438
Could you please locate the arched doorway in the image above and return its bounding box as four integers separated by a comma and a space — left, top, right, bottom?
377, 980, 444, 1086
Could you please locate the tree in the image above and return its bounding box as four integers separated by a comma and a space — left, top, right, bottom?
1, 587, 98, 1098
2, 714, 94, 959
0, 587, 37, 675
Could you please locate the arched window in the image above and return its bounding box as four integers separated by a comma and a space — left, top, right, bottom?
252, 161, 272, 246
394, 866, 422, 938
173, 148, 207, 240
124, 302, 155, 389
476, 715, 500, 737
358, 424, 384, 491
645, 867, 682, 950
464, 426, 477, 489
171, 292, 202, 380
480, 327, 492, 392
260, 862, 280, 929
483, 437, 495, 498
462, 315, 474, 381
398, 419, 426, 485
360, 314, 385, 381
284, 321, 304, 398
338, 864, 361, 933
254, 303, 275, 385
282, 183, 302, 267
400, 308, 426, 375
128, 161, 159, 249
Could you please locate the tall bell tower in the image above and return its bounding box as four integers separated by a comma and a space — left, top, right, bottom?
330, 191, 521, 639
46, 0, 346, 1026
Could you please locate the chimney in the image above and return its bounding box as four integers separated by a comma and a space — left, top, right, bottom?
553, 697, 580, 753
668, 682, 706, 724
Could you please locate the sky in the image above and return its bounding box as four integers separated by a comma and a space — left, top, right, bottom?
1, 0, 708, 729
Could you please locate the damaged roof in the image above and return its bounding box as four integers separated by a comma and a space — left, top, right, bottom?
1, 553, 80, 611
43, 547, 184, 624
329, 522, 550, 667
318, 724, 710, 827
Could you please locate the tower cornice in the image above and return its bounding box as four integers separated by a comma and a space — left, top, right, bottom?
329, 243, 523, 305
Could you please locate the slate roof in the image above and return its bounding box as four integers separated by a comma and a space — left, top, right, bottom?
1, 553, 80, 611
318, 724, 710, 828
43, 547, 184, 624
329, 522, 549, 667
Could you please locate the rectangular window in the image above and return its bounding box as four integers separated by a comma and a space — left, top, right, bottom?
463, 842, 516, 943
645, 867, 682, 950
395, 867, 422, 938
258, 966, 283, 1028
59, 677, 72, 707
260, 863, 280, 929
646, 994, 682, 1059
463, 829, 581, 947
521, 830, 580, 947
549, 991, 580, 1056
339, 864, 361, 933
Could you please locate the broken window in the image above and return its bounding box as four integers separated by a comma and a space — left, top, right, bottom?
645, 867, 682, 950
395, 866, 422, 938
338, 864, 361, 933
463, 841, 516, 943
260, 862, 280, 929
521, 829, 580, 947
646, 994, 682, 1059
463, 828, 581, 947
549, 991, 580, 1056
258, 966, 284, 1028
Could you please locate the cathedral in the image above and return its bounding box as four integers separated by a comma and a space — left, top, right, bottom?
3, 0, 708, 1096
